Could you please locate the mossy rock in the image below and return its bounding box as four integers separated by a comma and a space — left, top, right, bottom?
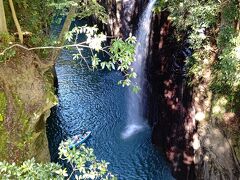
0, 90, 7, 158
0, 48, 57, 163
0, 91, 7, 122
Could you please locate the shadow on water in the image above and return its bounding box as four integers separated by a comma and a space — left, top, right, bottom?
46, 48, 174, 179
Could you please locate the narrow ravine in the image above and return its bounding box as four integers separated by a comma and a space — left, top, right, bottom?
46, 48, 174, 179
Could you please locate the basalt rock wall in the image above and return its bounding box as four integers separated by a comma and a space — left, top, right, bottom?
144, 9, 240, 180
98, 0, 147, 38
146, 12, 196, 179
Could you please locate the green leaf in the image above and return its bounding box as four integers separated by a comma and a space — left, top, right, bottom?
101, 62, 106, 69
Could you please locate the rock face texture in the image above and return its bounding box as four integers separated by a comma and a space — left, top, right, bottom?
100, 0, 147, 38
0, 48, 57, 163
120, 0, 147, 38
146, 12, 196, 179
195, 123, 240, 180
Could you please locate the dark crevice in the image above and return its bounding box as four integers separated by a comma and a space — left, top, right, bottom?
146, 11, 196, 179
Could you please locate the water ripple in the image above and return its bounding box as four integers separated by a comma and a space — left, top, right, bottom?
47, 50, 174, 180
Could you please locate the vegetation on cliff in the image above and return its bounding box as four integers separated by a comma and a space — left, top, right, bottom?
0, 48, 57, 162
155, 0, 239, 112
155, 0, 240, 177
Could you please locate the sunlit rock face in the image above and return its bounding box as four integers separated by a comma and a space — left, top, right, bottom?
98, 0, 122, 37
0, 48, 57, 163
99, 0, 147, 38
121, 0, 137, 38
195, 123, 240, 180
121, 0, 147, 38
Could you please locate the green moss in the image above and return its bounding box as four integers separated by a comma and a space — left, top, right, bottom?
0, 125, 8, 159
18, 100, 31, 148
0, 47, 55, 162
0, 33, 16, 63
0, 91, 8, 159
44, 70, 58, 105
0, 91, 7, 122
234, 138, 240, 160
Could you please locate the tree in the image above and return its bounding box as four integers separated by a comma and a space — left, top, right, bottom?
0, 0, 138, 168
50, 1, 78, 63
0, 142, 116, 179
0, 0, 7, 33
8, 0, 23, 43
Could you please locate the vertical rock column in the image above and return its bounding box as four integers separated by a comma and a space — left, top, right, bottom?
147, 12, 196, 179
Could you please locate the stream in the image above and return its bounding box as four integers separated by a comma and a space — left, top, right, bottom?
46, 49, 174, 179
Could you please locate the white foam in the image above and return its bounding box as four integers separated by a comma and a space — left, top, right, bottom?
121, 123, 145, 139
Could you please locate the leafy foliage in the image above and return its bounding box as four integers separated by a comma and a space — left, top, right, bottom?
109, 36, 137, 89
0, 159, 64, 180
59, 141, 115, 179
1, 0, 138, 90
0, 33, 15, 62
49, 0, 107, 23
65, 25, 138, 90
2, 0, 107, 59
0, 141, 115, 180
156, 0, 240, 112
9, 0, 54, 41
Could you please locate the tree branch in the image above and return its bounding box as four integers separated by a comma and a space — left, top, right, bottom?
50, 2, 78, 63
8, 0, 23, 44
0, 43, 112, 60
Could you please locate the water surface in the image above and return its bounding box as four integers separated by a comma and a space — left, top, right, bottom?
47, 49, 174, 180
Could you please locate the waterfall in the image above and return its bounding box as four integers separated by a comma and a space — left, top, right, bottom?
122, 0, 156, 139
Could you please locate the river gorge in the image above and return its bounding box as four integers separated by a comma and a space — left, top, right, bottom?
0, 0, 239, 179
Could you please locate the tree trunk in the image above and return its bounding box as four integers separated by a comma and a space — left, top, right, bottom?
8, 0, 23, 44
50, 4, 77, 63
0, 0, 8, 33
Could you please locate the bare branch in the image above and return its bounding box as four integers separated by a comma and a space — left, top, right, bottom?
0, 42, 95, 55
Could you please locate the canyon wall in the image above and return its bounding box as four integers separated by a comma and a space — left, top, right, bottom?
104, 1, 196, 178
146, 12, 196, 179
0, 48, 57, 163
146, 11, 240, 179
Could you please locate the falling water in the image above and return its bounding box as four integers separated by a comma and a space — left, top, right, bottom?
122, 0, 156, 139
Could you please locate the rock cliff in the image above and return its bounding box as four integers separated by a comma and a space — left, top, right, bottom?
0, 48, 57, 163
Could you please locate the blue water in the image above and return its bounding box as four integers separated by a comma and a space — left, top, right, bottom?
46, 49, 174, 179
